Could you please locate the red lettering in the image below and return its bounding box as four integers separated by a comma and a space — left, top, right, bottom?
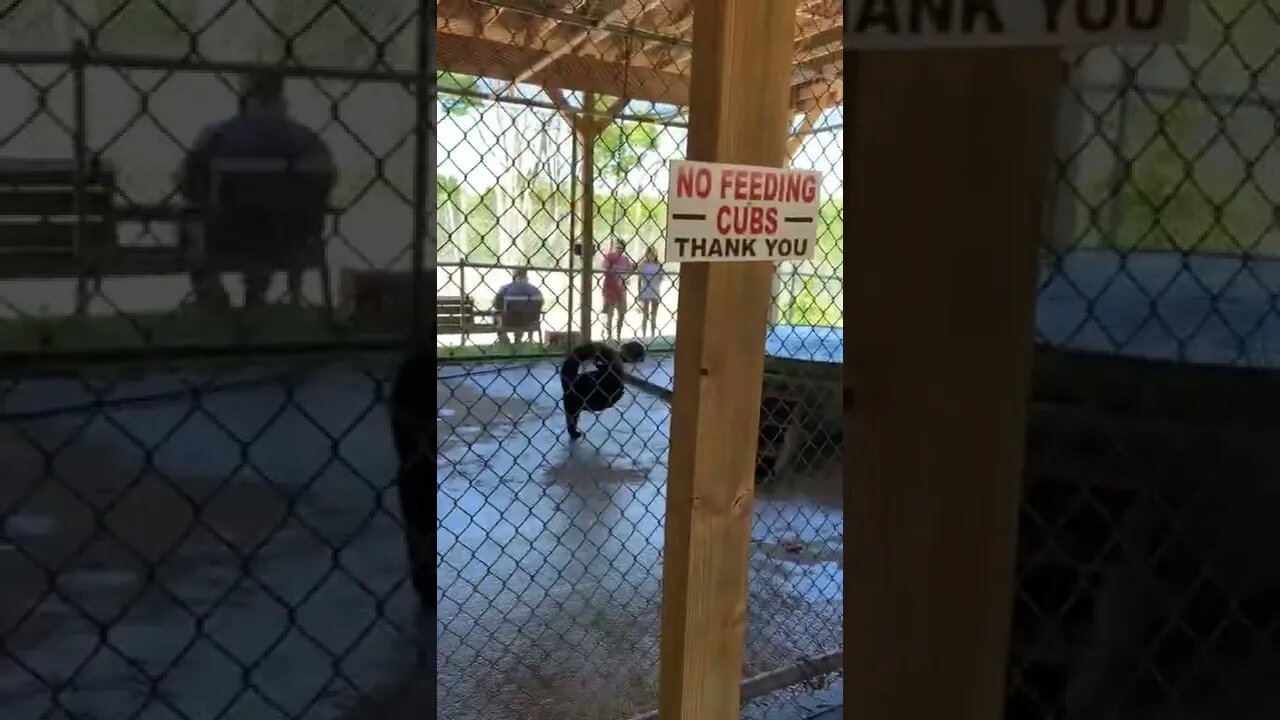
704, 168, 818, 205
800, 175, 817, 204
763, 172, 779, 202
712, 206, 778, 235
716, 206, 732, 234
694, 169, 711, 198
676, 166, 713, 198
676, 165, 694, 199
784, 175, 801, 203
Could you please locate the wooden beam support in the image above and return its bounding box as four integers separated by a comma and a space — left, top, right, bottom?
844, 50, 1063, 720
508, 0, 645, 91
567, 94, 627, 341
790, 76, 842, 114
657, 0, 796, 718
437, 23, 842, 113
437, 30, 690, 106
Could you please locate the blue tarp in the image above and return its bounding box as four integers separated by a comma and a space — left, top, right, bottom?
767, 251, 1280, 369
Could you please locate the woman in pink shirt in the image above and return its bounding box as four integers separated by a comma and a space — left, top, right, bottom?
600, 243, 631, 340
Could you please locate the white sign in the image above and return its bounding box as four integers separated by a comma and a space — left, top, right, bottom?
665, 161, 821, 263
846, 0, 1190, 49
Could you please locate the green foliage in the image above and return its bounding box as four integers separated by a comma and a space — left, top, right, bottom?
783, 198, 844, 327
439, 178, 575, 265
436, 72, 483, 117
786, 275, 839, 326
1064, 0, 1280, 257
595, 120, 661, 183
1095, 96, 1274, 255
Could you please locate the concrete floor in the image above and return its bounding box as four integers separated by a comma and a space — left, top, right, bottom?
435, 357, 843, 719
0, 358, 843, 719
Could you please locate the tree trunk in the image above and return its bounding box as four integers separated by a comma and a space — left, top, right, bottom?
496, 106, 532, 265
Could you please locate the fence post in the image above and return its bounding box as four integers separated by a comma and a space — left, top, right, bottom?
70, 39, 90, 316
843, 51, 1062, 719
769, 113, 823, 324
657, 0, 795, 718
410, 5, 430, 344
572, 95, 599, 342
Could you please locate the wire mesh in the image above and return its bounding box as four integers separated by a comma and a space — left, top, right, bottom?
0, 1, 434, 718
1009, 3, 1280, 718
433, 1, 843, 718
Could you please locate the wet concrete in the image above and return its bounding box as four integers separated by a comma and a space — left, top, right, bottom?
0, 365, 423, 720
434, 358, 843, 720
0, 358, 843, 719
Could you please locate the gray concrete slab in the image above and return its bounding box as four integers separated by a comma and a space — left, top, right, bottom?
435, 359, 843, 719
1, 360, 843, 720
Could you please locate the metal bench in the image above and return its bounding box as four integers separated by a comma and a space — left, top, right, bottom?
0, 157, 119, 310
0, 157, 334, 312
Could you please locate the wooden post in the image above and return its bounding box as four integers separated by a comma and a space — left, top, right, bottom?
573, 109, 600, 342
844, 51, 1063, 720
562, 93, 627, 343
657, 1, 795, 718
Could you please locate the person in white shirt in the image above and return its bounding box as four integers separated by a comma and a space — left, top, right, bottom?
635, 245, 665, 337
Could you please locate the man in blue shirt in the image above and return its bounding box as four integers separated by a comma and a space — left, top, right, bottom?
177, 70, 336, 308
492, 269, 545, 344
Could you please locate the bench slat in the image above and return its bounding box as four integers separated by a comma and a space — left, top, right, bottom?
0, 158, 115, 186
0, 222, 116, 251
0, 189, 114, 216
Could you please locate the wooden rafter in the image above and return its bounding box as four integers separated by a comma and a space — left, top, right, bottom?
439, 30, 690, 106
436, 0, 843, 112
510, 0, 643, 90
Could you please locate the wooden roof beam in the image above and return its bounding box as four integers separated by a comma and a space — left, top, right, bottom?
441, 31, 840, 113
791, 76, 843, 114
508, 0, 645, 90
438, 30, 690, 106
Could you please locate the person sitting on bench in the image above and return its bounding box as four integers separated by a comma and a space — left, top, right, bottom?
177, 69, 336, 309
493, 269, 544, 344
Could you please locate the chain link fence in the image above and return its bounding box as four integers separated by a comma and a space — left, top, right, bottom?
435, 1, 843, 718
1, 1, 437, 718
1010, 2, 1280, 718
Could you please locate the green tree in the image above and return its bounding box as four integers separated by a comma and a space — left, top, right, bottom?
436, 72, 483, 117
595, 119, 661, 183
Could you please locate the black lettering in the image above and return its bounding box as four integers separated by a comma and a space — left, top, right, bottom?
963, 0, 1004, 32
1077, 0, 1117, 31
1041, 0, 1068, 32
855, 0, 899, 32
674, 238, 690, 256
691, 237, 707, 256
743, 239, 758, 257
1127, 0, 1165, 30
911, 0, 952, 32
778, 239, 793, 256
794, 238, 810, 256
708, 238, 722, 256
765, 238, 781, 255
